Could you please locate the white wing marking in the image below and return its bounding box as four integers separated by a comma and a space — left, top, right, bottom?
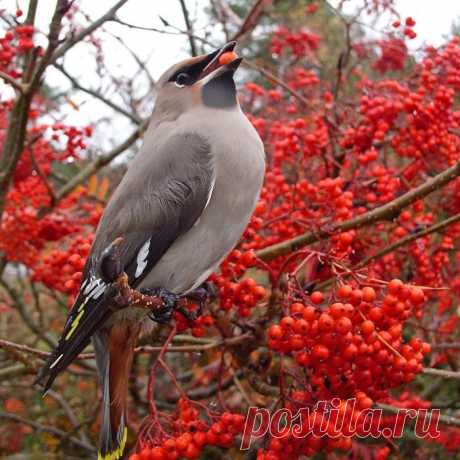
90, 282, 106, 300
83, 277, 98, 295
135, 239, 151, 278
194, 177, 216, 227
49, 353, 64, 369
204, 177, 216, 209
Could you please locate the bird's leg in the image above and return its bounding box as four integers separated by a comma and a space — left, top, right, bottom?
140, 288, 182, 324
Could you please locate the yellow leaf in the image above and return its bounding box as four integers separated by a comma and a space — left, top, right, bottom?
88, 175, 98, 195
98, 177, 110, 200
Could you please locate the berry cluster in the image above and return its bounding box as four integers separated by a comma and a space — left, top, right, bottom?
210, 250, 266, 317
268, 280, 430, 400
0, 23, 35, 77
130, 399, 244, 460
32, 234, 94, 297
270, 27, 320, 58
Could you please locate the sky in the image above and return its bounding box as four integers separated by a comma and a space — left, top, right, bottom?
1, 0, 460, 151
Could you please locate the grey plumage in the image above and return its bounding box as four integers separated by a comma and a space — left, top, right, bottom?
35, 41, 265, 459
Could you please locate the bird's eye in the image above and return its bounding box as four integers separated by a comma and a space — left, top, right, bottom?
175, 73, 190, 88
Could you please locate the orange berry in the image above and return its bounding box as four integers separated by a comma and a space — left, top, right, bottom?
219, 51, 237, 66
362, 286, 376, 302
139, 449, 151, 460
361, 320, 375, 335
388, 279, 404, 295
310, 291, 324, 304
337, 285, 352, 299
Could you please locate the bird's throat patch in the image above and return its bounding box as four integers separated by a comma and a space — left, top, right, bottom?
202, 71, 237, 108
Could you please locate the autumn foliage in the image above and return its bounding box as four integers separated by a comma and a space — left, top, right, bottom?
2, 1, 460, 459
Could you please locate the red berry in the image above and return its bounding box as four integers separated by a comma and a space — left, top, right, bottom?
361, 320, 375, 335
337, 285, 352, 299
310, 291, 324, 304
268, 325, 283, 340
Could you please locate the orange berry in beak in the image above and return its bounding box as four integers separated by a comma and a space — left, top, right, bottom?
219, 51, 238, 66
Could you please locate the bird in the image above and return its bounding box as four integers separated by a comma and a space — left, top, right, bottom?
35, 41, 265, 460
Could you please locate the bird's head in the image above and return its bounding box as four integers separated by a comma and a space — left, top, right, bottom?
153, 41, 242, 119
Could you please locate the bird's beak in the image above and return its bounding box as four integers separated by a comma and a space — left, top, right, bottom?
197, 41, 242, 81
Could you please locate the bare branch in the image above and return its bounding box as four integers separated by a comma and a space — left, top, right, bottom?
356, 212, 460, 268
244, 59, 310, 107
54, 63, 141, 124
0, 333, 252, 360
423, 367, 460, 380
109, 33, 156, 90
231, 0, 272, 42
178, 0, 197, 56
47, 390, 91, 445
377, 403, 460, 428
50, 0, 129, 64
0, 280, 57, 349
0, 71, 26, 93
40, 119, 148, 214
0, 363, 30, 379
210, 0, 242, 30
0, 410, 96, 453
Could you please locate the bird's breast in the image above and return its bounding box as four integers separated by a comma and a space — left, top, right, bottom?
140, 109, 265, 294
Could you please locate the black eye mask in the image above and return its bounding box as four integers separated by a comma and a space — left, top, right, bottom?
168, 50, 219, 86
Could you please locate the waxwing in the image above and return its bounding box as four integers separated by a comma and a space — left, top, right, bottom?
35, 41, 265, 459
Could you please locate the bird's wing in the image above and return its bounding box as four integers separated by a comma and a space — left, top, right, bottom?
36, 132, 214, 392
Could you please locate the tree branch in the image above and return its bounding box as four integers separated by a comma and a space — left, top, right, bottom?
256, 161, 460, 261
0, 410, 96, 453
50, 0, 129, 64
178, 0, 197, 56
356, 212, 460, 268
0, 333, 252, 361
39, 119, 148, 215
377, 403, 460, 428
423, 367, 460, 380
244, 59, 310, 107
0, 71, 26, 93
54, 63, 141, 124
0, 280, 57, 349
231, 0, 272, 42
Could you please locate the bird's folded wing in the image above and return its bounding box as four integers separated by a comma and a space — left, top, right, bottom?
36, 132, 214, 391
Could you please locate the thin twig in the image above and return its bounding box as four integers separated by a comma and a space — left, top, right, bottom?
47, 390, 91, 445
0, 70, 26, 93
54, 63, 141, 124
231, 0, 272, 42
178, 0, 197, 56
423, 367, 460, 380
0, 333, 252, 361
0, 410, 96, 453
50, 0, 129, 64
40, 119, 148, 215
377, 403, 460, 428
357, 212, 460, 268
244, 59, 311, 107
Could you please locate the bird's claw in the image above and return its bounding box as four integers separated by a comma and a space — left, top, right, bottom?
143, 282, 217, 324
176, 304, 202, 322
142, 288, 180, 324
178, 281, 217, 321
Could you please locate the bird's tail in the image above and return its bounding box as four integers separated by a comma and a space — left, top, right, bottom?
93, 321, 140, 460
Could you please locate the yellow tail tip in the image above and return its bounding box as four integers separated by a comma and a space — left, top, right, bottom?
98, 426, 128, 460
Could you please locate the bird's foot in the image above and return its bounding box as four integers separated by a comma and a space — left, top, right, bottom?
141, 288, 181, 324
143, 282, 217, 324
179, 281, 218, 321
